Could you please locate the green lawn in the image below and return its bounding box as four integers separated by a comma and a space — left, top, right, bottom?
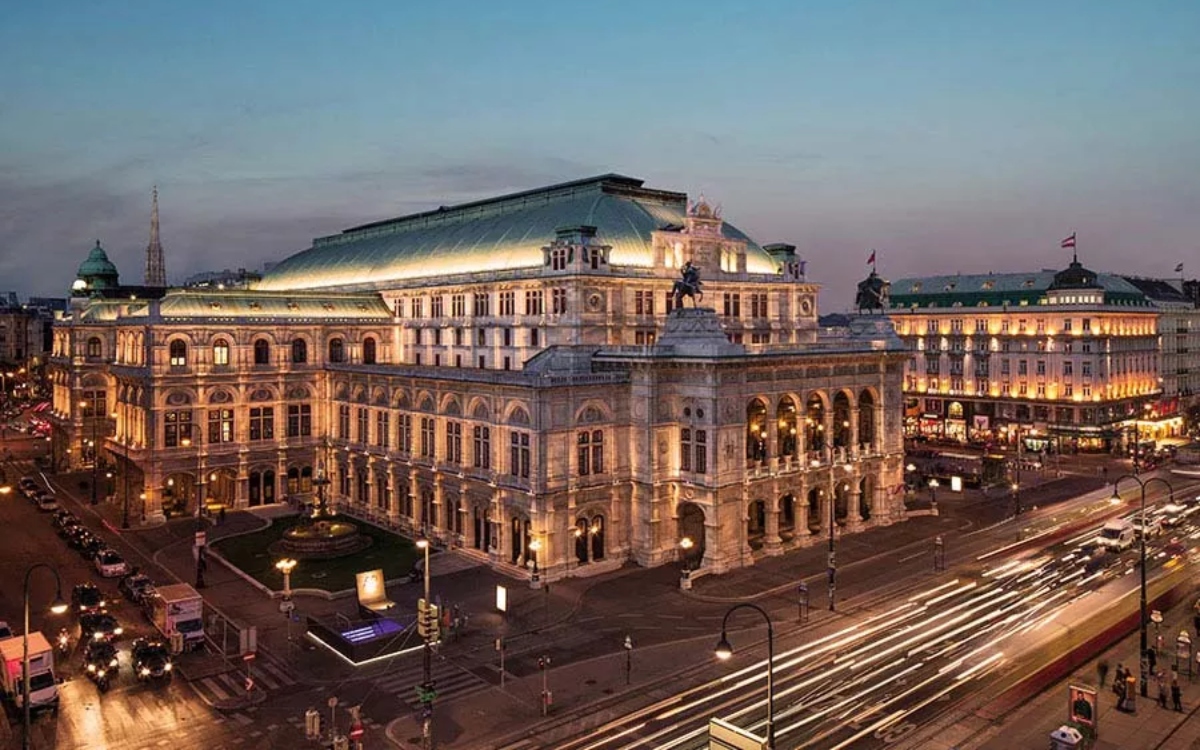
213, 516, 422, 593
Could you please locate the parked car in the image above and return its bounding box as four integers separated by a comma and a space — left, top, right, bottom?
119, 574, 155, 604
66, 527, 95, 550
36, 493, 59, 512
79, 612, 123, 643
94, 549, 130, 578
52, 509, 77, 528
0, 620, 11, 639
80, 537, 107, 561
58, 522, 85, 540
131, 638, 173, 682
72, 583, 106, 615
1157, 503, 1192, 528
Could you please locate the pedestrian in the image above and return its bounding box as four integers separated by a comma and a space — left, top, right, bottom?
1097, 659, 1110, 693
1124, 672, 1138, 712
1172, 675, 1183, 712
1114, 663, 1126, 695
1148, 645, 1158, 674
1158, 671, 1169, 708
218, 506, 226, 525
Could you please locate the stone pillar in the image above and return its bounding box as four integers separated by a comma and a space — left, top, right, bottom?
848, 480, 864, 529
797, 488, 811, 537
433, 474, 444, 539
490, 487, 503, 562
849, 407, 860, 459
764, 497, 783, 556
387, 466, 401, 522
409, 469, 420, 529
235, 454, 249, 510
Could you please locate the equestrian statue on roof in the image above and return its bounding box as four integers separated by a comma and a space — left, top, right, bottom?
672, 261, 704, 308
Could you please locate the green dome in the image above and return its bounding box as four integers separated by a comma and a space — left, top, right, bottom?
75, 240, 121, 290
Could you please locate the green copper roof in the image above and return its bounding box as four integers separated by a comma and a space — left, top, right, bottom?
257, 174, 780, 291
889, 268, 1149, 309
76, 240, 120, 287
156, 290, 391, 319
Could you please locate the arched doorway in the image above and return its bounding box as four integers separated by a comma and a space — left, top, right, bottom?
805, 394, 826, 453
834, 481, 850, 526
161, 472, 197, 518
207, 469, 237, 508
747, 499, 767, 550
678, 502, 706, 566
777, 396, 799, 460
779, 494, 796, 540
746, 399, 768, 464
859, 476, 873, 522
472, 505, 493, 551
858, 390, 877, 449
833, 392, 852, 448
574, 518, 589, 564
807, 488, 822, 534
510, 517, 531, 566
589, 515, 606, 561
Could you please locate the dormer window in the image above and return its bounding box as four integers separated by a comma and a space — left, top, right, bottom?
981, 280, 995, 290
911, 282, 922, 292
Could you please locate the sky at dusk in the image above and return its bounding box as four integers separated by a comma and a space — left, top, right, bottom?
2, 0, 1198, 310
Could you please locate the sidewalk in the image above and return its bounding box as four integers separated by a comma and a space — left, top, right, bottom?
965, 593, 1200, 750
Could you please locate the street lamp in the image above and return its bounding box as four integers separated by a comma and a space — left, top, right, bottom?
1011, 481, 1021, 516
275, 558, 297, 600
528, 537, 542, 584
828, 487, 837, 612
679, 536, 694, 573
1110, 474, 1175, 698
181, 437, 206, 588
714, 603, 776, 749
928, 478, 939, 511
415, 535, 433, 750
22, 564, 68, 750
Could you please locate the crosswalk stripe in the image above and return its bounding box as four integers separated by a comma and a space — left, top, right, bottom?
202, 677, 231, 701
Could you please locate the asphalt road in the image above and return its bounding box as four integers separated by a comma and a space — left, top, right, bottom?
523, 476, 1200, 750
0, 455, 250, 750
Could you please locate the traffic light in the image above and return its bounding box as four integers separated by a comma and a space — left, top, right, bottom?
417, 598, 428, 638
427, 604, 441, 641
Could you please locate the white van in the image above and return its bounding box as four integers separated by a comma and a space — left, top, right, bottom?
1097, 519, 1135, 552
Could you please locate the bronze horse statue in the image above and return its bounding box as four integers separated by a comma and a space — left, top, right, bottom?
672, 262, 704, 308
855, 270, 891, 313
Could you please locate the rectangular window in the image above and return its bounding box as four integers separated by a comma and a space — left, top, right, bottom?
398, 414, 412, 454
393, 298, 405, 318
473, 425, 491, 469
950, 318, 963, 333
634, 331, 657, 345
376, 411, 390, 448
723, 293, 741, 317
451, 293, 465, 317
356, 407, 369, 444
420, 417, 435, 458
551, 288, 568, 314
208, 408, 234, 444
578, 430, 604, 475
411, 298, 424, 318
1064, 384, 1074, 397
431, 295, 444, 317
249, 407, 274, 441
446, 421, 462, 464
1082, 362, 1092, 377
680, 428, 692, 471
1018, 360, 1028, 376
751, 293, 768, 319
338, 405, 351, 439
1082, 318, 1091, 332
634, 291, 655, 315
975, 319, 987, 333
499, 291, 515, 316
510, 431, 530, 478
695, 430, 708, 473
1064, 319, 1072, 332
530, 328, 540, 347
550, 247, 568, 270
473, 292, 490, 317
287, 404, 311, 438
164, 410, 192, 448
1036, 360, 1046, 376
524, 290, 543, 315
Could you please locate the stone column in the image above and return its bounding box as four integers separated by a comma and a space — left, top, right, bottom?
849, 407, 860, 459
433, 474, 445, 539
764, 496, 783, 556
490, 487, 503, 562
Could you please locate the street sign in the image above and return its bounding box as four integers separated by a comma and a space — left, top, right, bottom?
349, 722, 364, 740
194, 531, 207, 547
243, 651, 256, 661
328, 696, 339, 709
245, 676, 254, 692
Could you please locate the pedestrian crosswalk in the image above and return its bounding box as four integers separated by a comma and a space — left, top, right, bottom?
372, 653, 494, 710
190, 654, 298, 707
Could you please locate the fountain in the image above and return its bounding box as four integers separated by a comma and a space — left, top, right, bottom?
269, 462, 371, 560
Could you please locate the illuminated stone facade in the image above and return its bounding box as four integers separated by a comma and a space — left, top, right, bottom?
48, 175, 907, 579
889, 259, 1163, 451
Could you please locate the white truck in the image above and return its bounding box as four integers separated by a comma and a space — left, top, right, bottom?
0, 632, 59, 712
147, 583, 205, 652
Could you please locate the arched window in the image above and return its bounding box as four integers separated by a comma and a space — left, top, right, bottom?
86, 337, 103, 359
328, 338, 345, 363
253, 339, 270, 365
363, 337, 377, 365
213, 338, 231, 367
291, 338, 308, 364
169, 340, 188, 367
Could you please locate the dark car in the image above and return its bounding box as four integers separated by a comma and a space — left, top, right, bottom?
119, 573, 155, 604
131, 638, 173, 681
79, 612, 123, 643
52, 509, 77, 529
83, 639, 119, 683
72, 583, 106, 614
66, 527, 94, 549
80, 537, 107, 561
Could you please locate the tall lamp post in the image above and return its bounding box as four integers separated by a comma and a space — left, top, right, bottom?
928, 478, 939, 512
80, 399, 99, 505
22, 564, 68, 750
181, 438, 206, 588
416, 535, 433, 750
1011, 481, 1021, 517
528, 538, 542, 586
828, 486, 838, 612
1110, 474, 1175, 698
714, 603, 776, 749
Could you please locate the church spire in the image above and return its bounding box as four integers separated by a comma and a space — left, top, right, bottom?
145, 185, 167, 287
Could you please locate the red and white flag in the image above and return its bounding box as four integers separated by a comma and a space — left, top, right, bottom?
867, 249, 876, 265
1060, 233, 1076, 249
